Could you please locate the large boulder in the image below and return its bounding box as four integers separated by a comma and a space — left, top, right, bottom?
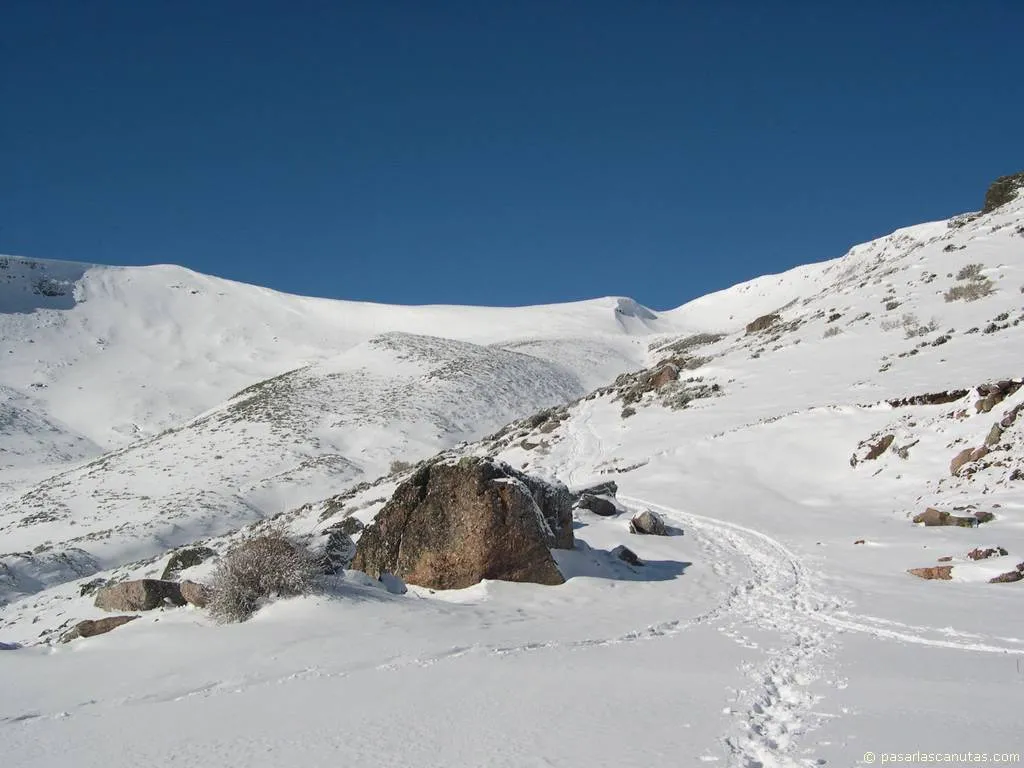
351, 458, 573, 589
912, 508, 985, 528
319, 526, 358, 574
908, 566, 953, 581
160, 547, 217, 581
94, 579, 186, 612
629, 509, 668, 536
59, 615, 139, 643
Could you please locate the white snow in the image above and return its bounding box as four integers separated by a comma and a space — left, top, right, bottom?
3, 194, 1024, 767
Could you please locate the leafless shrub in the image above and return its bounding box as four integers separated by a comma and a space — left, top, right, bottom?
956, 263, 984, 281
389, 459, 414, 474
209, 533, 319, 623
823, 326, 842, 338
944, 280, 994, 302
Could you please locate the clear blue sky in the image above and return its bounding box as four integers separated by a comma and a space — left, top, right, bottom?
2, 2, 1020, 309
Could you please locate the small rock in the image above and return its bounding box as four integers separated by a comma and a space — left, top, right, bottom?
912, 508, 978, 528
908, 566, 953, 580
863, 434, 895, 461
989, 570, 1023, 584
59, 615, 139, 643
629, 509, 668, 536
576, 494, 619, 517
576, 481, 618, 498
967, 547, 1008, 561
937, 556, 953, 562
611, 545, 642, 566
160, 547, 217, 581
78, 578, 108, 597
853, 539, 866, 545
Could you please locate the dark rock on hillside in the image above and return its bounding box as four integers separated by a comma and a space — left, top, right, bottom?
981, 171, 1024, 213
351, 458, 572, 589
950, 446, 990, 476
967, 547, 1008, 561
576, 480, 618, 498
576, 494, 619, 517
160, 546, 217, 581
611, 545, 642, 566
334, 517, 364, 536
989, 568, 1023, 584
59, 615, 139, 643
886, 390, 968, 408
745, 313, 781, 334
94, 579, 187, 612
78, 577, 108, 597
319, 526, 357, 573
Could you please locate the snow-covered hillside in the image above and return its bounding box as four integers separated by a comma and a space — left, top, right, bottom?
3, 180, 1024, 768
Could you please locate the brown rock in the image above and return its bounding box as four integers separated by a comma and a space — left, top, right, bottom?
59, 615, 139, 643
651, 365, 679, 389
745, 313, 781, 334
950, 446, 989, 475
1000, 404, 1024, 429
863, 434, 895, 461
912, 508, 979, 527
967, 547, 1008, 561
989, 570, 1023, 584
351, 458, 572, 590
908, 566, 954, 580
179, 580, 211, 608
94, 579, 186, 612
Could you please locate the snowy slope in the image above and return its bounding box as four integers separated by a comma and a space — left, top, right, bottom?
3, 185, 1024, 768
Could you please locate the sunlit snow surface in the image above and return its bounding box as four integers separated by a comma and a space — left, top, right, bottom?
3, 198, 1024, 767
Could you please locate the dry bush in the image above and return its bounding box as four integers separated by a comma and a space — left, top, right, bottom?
823, 326, 842, 338
956, 263, 984, 281
389, 459, 413, 474
209, 533, 319, 623
944, 280, 994, 302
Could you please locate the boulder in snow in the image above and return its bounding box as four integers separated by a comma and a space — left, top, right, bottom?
908, 566, 953, 580
94, 579, 187, 612
351, 458, 572, 589
59, 615, 139, 643
629, 509, 668, 536
611, 545, 642, 566
179, 580, 212, 608
160, 547, 217, 581
576, 494, 620, 517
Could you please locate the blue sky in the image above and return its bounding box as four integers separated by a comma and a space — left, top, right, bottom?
2, 2, 1021, 309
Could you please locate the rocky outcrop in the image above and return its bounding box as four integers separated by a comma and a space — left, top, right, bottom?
650, 365, 679, 389
575, 481, 618, 498
94, 579, 187, 612
974, 380, 1022, 414
160, 546, 217, 580
886, 390, 969, 408
908, 566, 953, 580
950, 446, 989, 475
912, 508, 990, 527
745, 313, 780, 334
989, 569, 1023, 584
334, 517, 364, 536
981, 171, 1024, 213
59, 615, 139, 643
629, 509, 668, 536
351, 458, 572, 589
967, 547, 1008, 561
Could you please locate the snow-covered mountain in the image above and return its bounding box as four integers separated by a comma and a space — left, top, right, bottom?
3, 177, 1024, 768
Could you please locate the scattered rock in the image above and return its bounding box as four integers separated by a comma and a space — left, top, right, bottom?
973, 511, 995, 524
886, 390, 968, 408
912, 508, 983, 528
745, 313, 781, 334
864, 434, 895, 461
629, 509, 668, 536
853, 539, 866, 545
950, 446, 989, 475
179, 580, 211, 608
984, 423, 1004, 447
576, 494, 619, 517
967, 547, 1008, 561
59, 615, 139, 643
908, 566, 953, 580
333, 517, 364, 536
611, 545, 642, 566
989, 570, 1023, 584
78, 577, 108, 597
160, 547, 217, 581
351, 458, 572, 589
937, 556, 953, 562
576, 480, 618, 498
94, 579, 186, 612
